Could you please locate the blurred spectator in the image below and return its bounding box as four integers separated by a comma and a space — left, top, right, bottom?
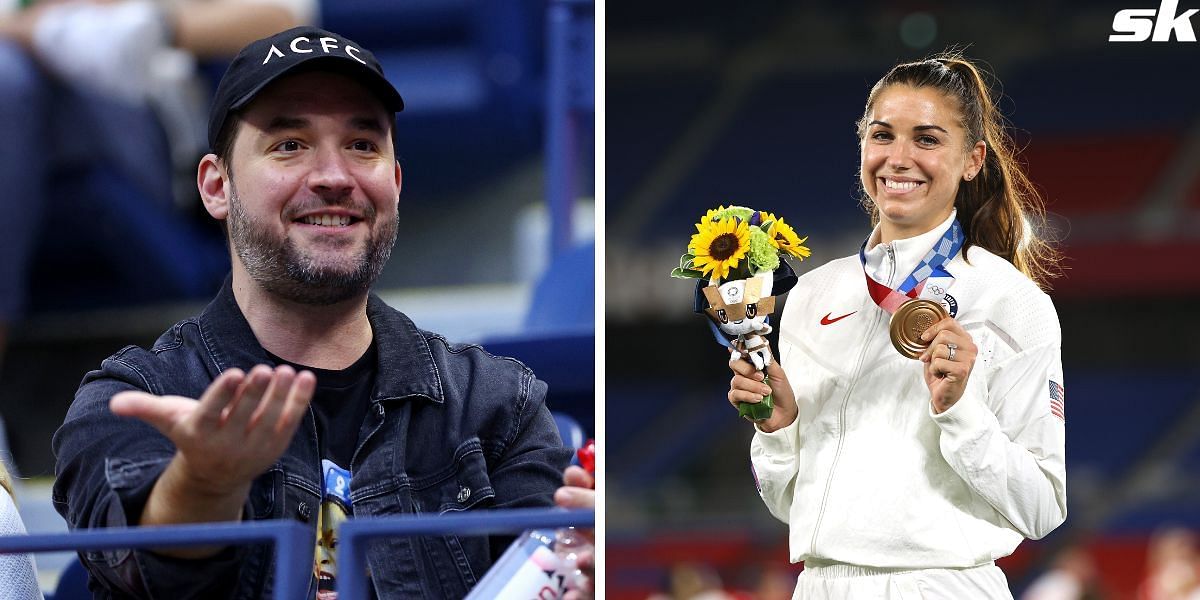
0, 461, 42, 599
751, 562, 797, 600
647, 562, 736, 600
1138, 528, 1200, 600
0, 0, 315, 368
1021, 546, 1106, 600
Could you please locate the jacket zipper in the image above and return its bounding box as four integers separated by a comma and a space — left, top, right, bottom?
808, 242, 894, 555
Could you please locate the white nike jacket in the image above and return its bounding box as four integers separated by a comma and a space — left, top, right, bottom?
751, 213, 1067, 569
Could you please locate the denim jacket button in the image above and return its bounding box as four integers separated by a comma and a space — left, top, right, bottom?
297, 501, 312, 521
456, 486, 471, 503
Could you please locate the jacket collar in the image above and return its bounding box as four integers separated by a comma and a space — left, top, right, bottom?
198, 276, 445, 404
863, 210, 958, 286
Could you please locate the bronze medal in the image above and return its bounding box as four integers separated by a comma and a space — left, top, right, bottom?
889, 299, 948, 359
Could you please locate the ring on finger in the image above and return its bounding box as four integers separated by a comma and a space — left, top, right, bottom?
946, 342, 957, 361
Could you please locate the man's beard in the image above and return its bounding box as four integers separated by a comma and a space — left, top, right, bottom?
227, 184, 397, 306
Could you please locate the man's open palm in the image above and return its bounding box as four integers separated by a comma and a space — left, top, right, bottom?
111, 365, 316, 495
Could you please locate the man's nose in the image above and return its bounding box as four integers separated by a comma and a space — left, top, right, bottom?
308, 147, 355, 196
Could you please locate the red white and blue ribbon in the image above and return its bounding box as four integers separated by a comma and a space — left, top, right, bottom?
858, 219, 964, 314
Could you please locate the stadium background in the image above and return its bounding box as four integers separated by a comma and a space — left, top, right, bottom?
0, 0, 596, 593
606, 1, 1200, 598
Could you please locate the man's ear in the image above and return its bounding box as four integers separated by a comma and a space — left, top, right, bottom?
393, 160, 402, 207
198, 154, 230, 220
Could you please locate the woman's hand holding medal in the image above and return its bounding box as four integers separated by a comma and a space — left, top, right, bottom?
918, 316, 977, 413
728, 353, 798, 432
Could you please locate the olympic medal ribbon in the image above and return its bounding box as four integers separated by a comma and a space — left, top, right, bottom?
858, 220, 963, 359
858, 219, 963, 315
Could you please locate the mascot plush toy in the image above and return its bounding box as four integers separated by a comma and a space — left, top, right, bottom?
703, 272, 776, 371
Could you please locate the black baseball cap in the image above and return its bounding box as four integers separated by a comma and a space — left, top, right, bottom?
207, 26, 405, 151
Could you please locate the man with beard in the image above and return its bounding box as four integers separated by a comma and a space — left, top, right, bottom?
52, 27, 572, 599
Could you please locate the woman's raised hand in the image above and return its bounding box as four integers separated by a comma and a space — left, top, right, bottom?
919, 317, 978, 413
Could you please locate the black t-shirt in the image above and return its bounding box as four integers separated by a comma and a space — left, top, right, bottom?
268, 343, 377, 597
267, 342, 376, 469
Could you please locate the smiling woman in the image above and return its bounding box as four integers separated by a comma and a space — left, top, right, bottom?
725, 52, 1067, 599
855, 55, 1058, 286
859, 85, 985, 242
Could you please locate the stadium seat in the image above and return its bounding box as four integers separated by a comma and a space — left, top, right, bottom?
47, 555, 88, 600
554, 411, 586, 452
524, 241, 595, 334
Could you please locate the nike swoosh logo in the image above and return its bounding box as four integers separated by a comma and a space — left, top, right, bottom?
820, 311, 856, 325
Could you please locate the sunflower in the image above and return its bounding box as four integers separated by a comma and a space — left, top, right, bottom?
757, 211, 781, 248
763, 212, 811, 260
701, 205, 727, 224
689, 216, 750, 280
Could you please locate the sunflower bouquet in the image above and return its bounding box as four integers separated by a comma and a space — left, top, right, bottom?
672, 206, 810, 421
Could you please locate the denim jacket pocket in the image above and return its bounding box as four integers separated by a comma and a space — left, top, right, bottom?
241, 468, 311, 524
282, 470, 321, 525
410, 437, 496, 513
408, 437, 497, 596
246, 469, 279, 521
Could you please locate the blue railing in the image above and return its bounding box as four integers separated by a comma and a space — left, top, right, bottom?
0, 520, 312, 599
341, 508, 594, 599
0, 507, 595, 599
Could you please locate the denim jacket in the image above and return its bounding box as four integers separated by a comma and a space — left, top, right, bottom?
52, 279, 573, 599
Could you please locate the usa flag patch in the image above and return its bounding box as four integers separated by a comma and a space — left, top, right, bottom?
1049, 381, 1065, 421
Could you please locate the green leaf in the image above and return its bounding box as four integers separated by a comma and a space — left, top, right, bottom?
670, 267, 706, 279
679, 253, 696, 269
